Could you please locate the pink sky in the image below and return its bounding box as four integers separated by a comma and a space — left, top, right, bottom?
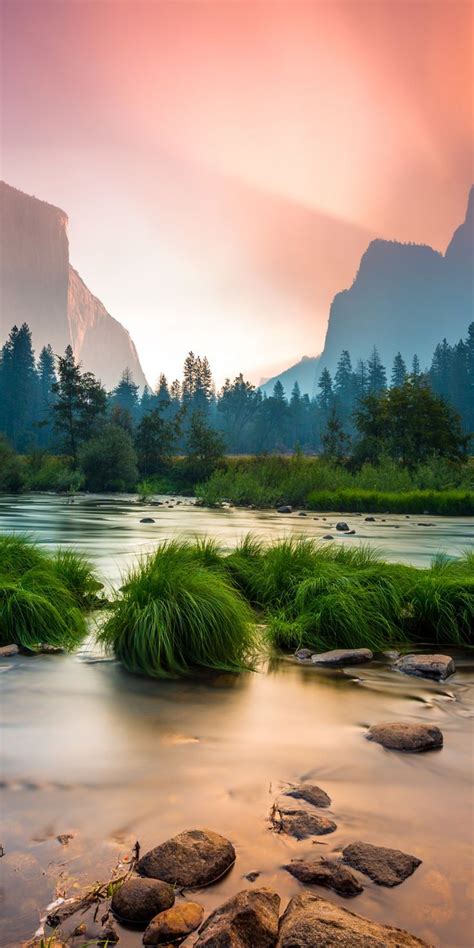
1, 0, 472, 386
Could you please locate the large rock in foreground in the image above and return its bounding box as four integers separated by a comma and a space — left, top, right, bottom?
366, 722, 443, 752
138, 829, 236, 887
111, 876, 174, 923
196, 888, 280, 947
143, 901, 204, 944
393, 654, 455, 681
284, 857, 363, 897
343, 841, 422, 887
276, 894, 430, 946
311, 648, 373, 667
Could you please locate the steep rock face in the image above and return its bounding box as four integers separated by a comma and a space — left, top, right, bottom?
0, 181, 146, 389
259, 354, 321, 398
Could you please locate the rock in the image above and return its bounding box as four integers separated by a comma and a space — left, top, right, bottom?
97, 921, 119, 945
298, 511, 308, 517
0, 644, 19, 657
195, 888, 280, 947
111, 876, 175, 924
366, 722, 443, 752
393, 653, 456, 681
272, 805, 336, 839
336, 521, 350, 531
343, 841, 422, 887
283, 783, 331, 808
140, 517, 155, 523
382, 650, 400, 661
138, 829, 236, 887
276, 893, 429, 946
346, 529, 356, 535
244, 871, 261, 882
284, 857, 363, 897
277, 505, 292, 514
322, 534, 334, 540
143, 901, 204, 944
311, 648, 373, 667
294, 649, 313, 662
417, 522, 433, 526
364, 516, 375, 522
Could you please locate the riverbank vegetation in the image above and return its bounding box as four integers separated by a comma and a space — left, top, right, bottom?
98, 537, 473, 677
0, 535, 102, 650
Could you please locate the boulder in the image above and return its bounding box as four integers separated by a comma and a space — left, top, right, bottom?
346, 530, 356, 535
138, 829, 236, 887
336, 522, 350, 531
143, 901, 204, 944
283, 783, 331, 808
298, 511, 308, 517
284, 857, 363, 897
311, 648, 373, 667
343, 841, 421, 887
294, 649, 313, 662
382, 650, 400, 661
393, 653, 455, 681
111, 877, 175, 924
272, 805, 336, 840
366, 722, 443, 752
140, 517, 155, 524
364, 516, 376, 522
322, 534, 334, 540
195, 888, 280, 947
0, 644, 19, 657
276, 894, 429, 946
277, 505, 292, 514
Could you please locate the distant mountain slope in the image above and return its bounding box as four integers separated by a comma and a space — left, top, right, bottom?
264, 186, 473, 394
259, 355, 320, 398
0, 182, 147, 389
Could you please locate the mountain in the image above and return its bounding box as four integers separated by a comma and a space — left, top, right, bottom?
0, 182, 147, 389
264, 187, 473, 394
260, 355, 320, 398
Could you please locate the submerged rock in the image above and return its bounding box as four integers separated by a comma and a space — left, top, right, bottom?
311, 648, 373, 667
196, 888, 280, 947
393, 654, 456, 681
284, 857, 363, 897
140, 517, 155, 523
111, 876, 175, 924
143, 900, 204, 944
336, 521, 350, 531
294, 649, 313, 662
322, 534, 334, 540
343, 841, 421, 887
97, 921, 119, 945
298, 511, 308, 517
276, 893, 429, 946
283, 783, 331, 808
272, 805, 336, 839
0, 644, 19, 657
138, 829, 236, 887
277, 505, 292, 514
364, 516, 376, 522
366, 722, 443, 752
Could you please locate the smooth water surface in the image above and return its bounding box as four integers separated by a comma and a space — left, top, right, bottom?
0, 495, 473, 947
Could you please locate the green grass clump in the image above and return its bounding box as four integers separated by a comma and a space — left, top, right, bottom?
0, 534, 96, 650
306, 487, 474, 515
98, 539, 258, 677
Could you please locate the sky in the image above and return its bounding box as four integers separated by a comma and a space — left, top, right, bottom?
1, 0, 472, 388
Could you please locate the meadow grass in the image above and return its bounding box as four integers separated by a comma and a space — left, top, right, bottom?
0, 534, 97, 650
98, 539, 258, 677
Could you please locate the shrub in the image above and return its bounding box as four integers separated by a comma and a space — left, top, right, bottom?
98, 540, 258, 677
79, 424, 138, 492
0, 435, 24, 492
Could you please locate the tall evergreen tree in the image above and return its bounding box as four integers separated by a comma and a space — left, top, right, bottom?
391, 352, 407, 388
37, 344, 57, 447
52, 346, 106, 462
367, 347, 387, 395
0, 323, 39, 451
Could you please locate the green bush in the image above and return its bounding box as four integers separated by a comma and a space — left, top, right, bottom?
0, 436, 24, 492
79, 424, 138, 492
98, 539, 258, 677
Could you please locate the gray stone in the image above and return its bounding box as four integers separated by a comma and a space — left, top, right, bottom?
336, 521, 350, 531
277, 505, 292, 514
276, 894, 429, 946
394, 653, 455, 681
111, 876, 175, 924
196, 888, 280, 948
298, 511, 308, 517
284, 857, 363, 897
322, 534, 334, 540
140, 517, 155, 523
366, 722, 443, 752
0, 644, 19, 657
138, 829, 236, 887
272, 805, 336, 840
143, 901, 204, 944
294, 649, 313, 662
364, 516, 376, 522
343, 841, 421, 887
283, 783, 331, 808
311, 648, 373, 667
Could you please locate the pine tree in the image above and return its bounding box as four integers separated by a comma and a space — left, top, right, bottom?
37, 345, 57, 448
110, 368, 140, 425
0, 323, 39, 451
316, 368, 333, 411
391, 352, 407, 388
367, 347, 387, 395
52, 346, 106, 462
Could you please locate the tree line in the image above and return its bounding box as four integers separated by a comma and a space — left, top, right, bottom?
0, 322, 471, 491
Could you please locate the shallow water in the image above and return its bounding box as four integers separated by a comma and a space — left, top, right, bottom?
0, 495, 473, 947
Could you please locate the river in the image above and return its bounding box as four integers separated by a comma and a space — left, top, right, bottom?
0, 495, 473, 947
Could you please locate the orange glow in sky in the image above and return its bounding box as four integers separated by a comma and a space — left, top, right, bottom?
1, 0, 472, 386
